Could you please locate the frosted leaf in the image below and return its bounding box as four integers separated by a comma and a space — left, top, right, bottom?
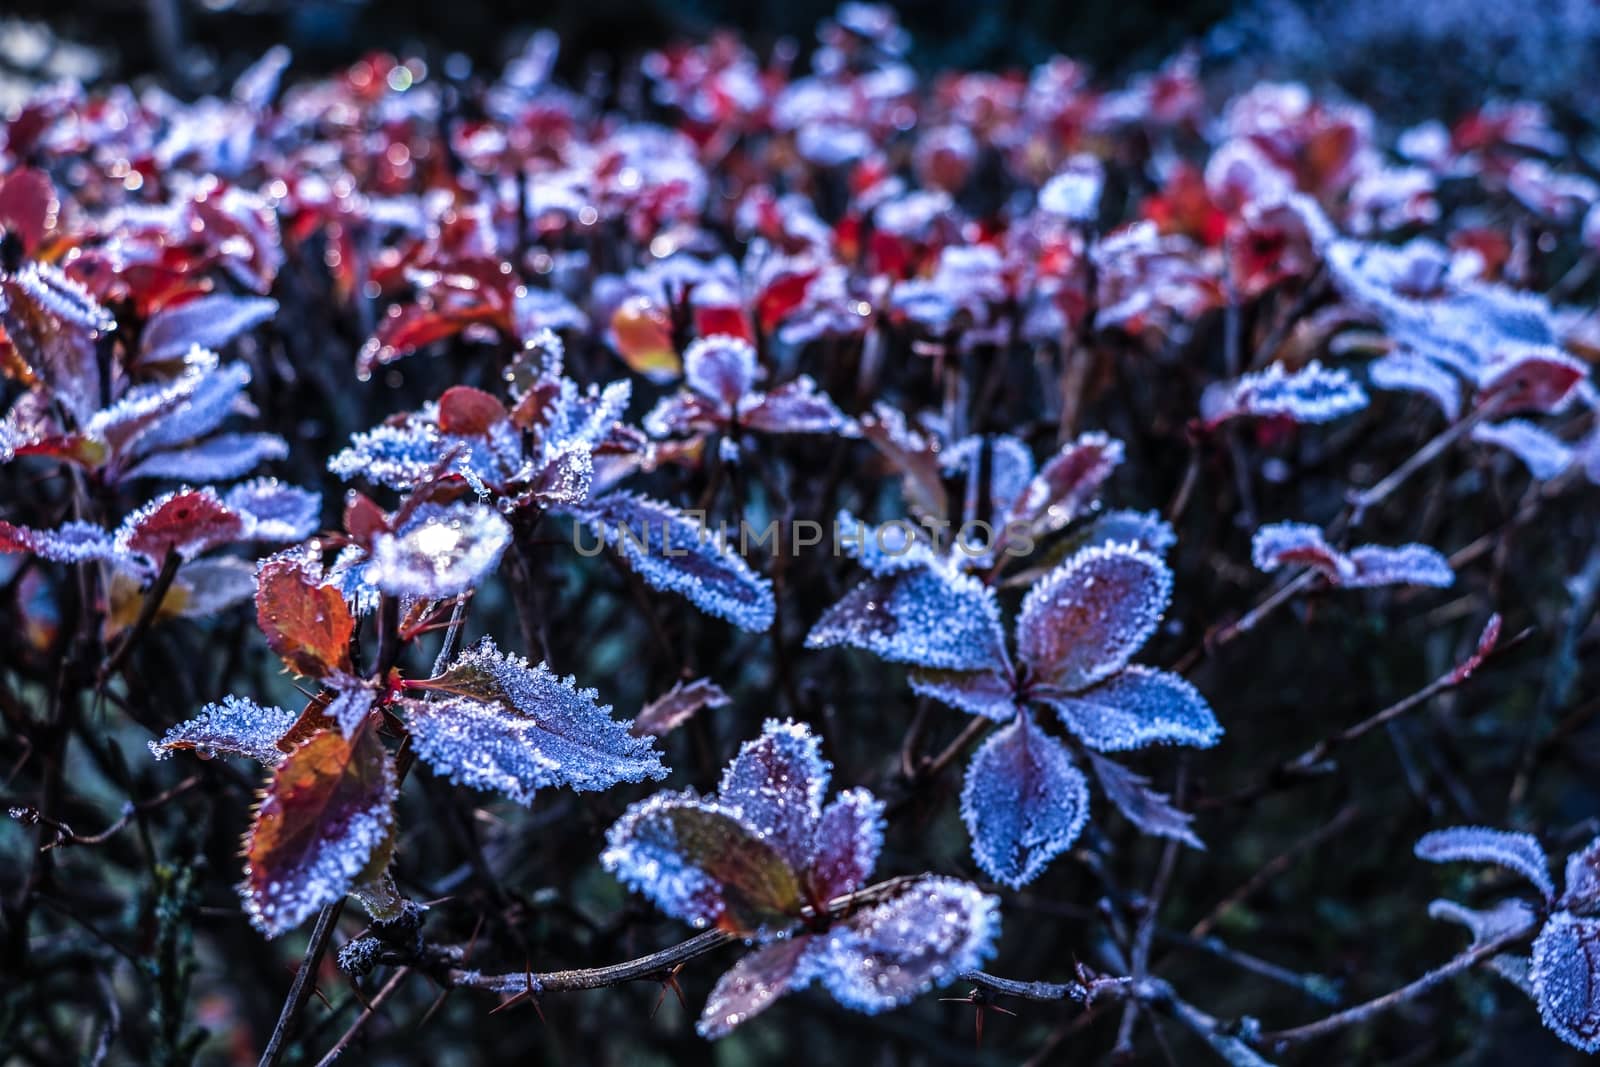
327, 421, 449, 490
808, 788, 884, 901
684, 334, 759, 410
86, 351, 220, 453
943, 435, 1036, 533
1368, 351, 1462, 419
1476, 345, 1585, 415
1078, 509, 1177, 556
1084, 749, 1202, 849
240, 727, 397, 938
1344, 543, 1455, 589
805, 560, 1008, 673
149, 694, 297, 765
1563, 837, 1600, 913
139, 295, 277, 365
1532, 913, 1600, 1052
908, 666, 1017, 721
632, 677, 731, 737
601, 791, 802, 934
812, 877, 1001, 1010
1472, 419, 1575, 480
171, 558, 257, 617
123, 433, 289, 482
1039, 155, 1104, 223
1041, 666, 1221, 752
115, 487, 245, 561
0, 520, 119, 564
567, 492, 775, 631
127, 359, 253, 455
1252, 521, 1451, 588
1016, 543, 1171, 692
960, 713, 1090, 887
327, 688, 377, 738
698, 935, 814, 1039
1428, 898, 1538, 951
224, 479, 321, 542
402, 638, 665, 802
1251, 522, 1347, 581
519, 444, 595, 509
740, 376, 853, 436
1008, 433, 1125, 536
643, 392, 718, 438
1415, 827, 1554, 899
857, 403, 947, 520
1206, 360, 1368, 426
718, 719, 829, 873
365, 502, 511, 598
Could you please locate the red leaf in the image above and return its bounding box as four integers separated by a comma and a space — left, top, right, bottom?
241, 725, 398, 937
0, 168, 56, 254
610, 296, 680, 380
120, 488, 245, 561
437, 385, 509, 435
255, 557, 355, 678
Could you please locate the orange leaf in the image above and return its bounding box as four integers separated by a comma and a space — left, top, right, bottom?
610, 296, 680, 381
255, 557, 354, 678
241, 724, 397, 937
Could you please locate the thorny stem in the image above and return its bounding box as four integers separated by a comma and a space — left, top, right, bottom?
1255, 925, 1534, 1049
259, 899, 346, 1067
312, 965, 411, 1067
447, 877, 918, 996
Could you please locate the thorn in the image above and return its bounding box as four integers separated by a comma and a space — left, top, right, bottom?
490, 959, 545, 1022
650, 965, 688, 1019
940, 987, 1015, 1048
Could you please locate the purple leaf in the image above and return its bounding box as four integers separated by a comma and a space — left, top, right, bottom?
0, 519, 119, 564
123, 432, 289, 483
1007, 432, 1125, 536
569, 492, 775, 632
149, 695, 297, 765
401, 638, 666, 802
718, 720, 830, 875
684, 334, 758, 410
909, 666, 1017, 721
1253, 522, 1453, 589
1040, 666, 1221, 752
960, 713, 1090, 887
224, 479, 322, 543
1415, 826, 1554, 899
811, 877, 1001, 1011
1251, 522, 1348, 582
1016, 543, 1171, 692
807, 560, 1009, 673
127, 361, 254, 456
139, 295, 278, 365
1084, 749, 1203, 848
1565, 837, 1600, 913
808, 788, 885, 901
1532, 912, 1600, 1052
698, 935, 815, 1039
631, 677, 731, 737
1077, 509, 1177, 556
1344, 543, 1455, 588
740, 375, 853, 436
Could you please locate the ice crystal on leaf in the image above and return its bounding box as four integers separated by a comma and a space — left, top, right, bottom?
1038, 666, 1221, 752
1415, 826, 1554, 899
1084, 749, 1202, 848
1017, 543, 1171, 693
564, 492, 775, 631
138, 294, 277, 365
364, 502, 512, 599
1420, 826, 1600, 1051
961, 712, 1090, 887
1252, 522, 1454, 588
1202, 360, 1368, 428
149, 695, 298, 765
603, 720, 996, 1037
643, 333, 852, 441
806, 557, 1008, 673
398, 638, 665, 803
